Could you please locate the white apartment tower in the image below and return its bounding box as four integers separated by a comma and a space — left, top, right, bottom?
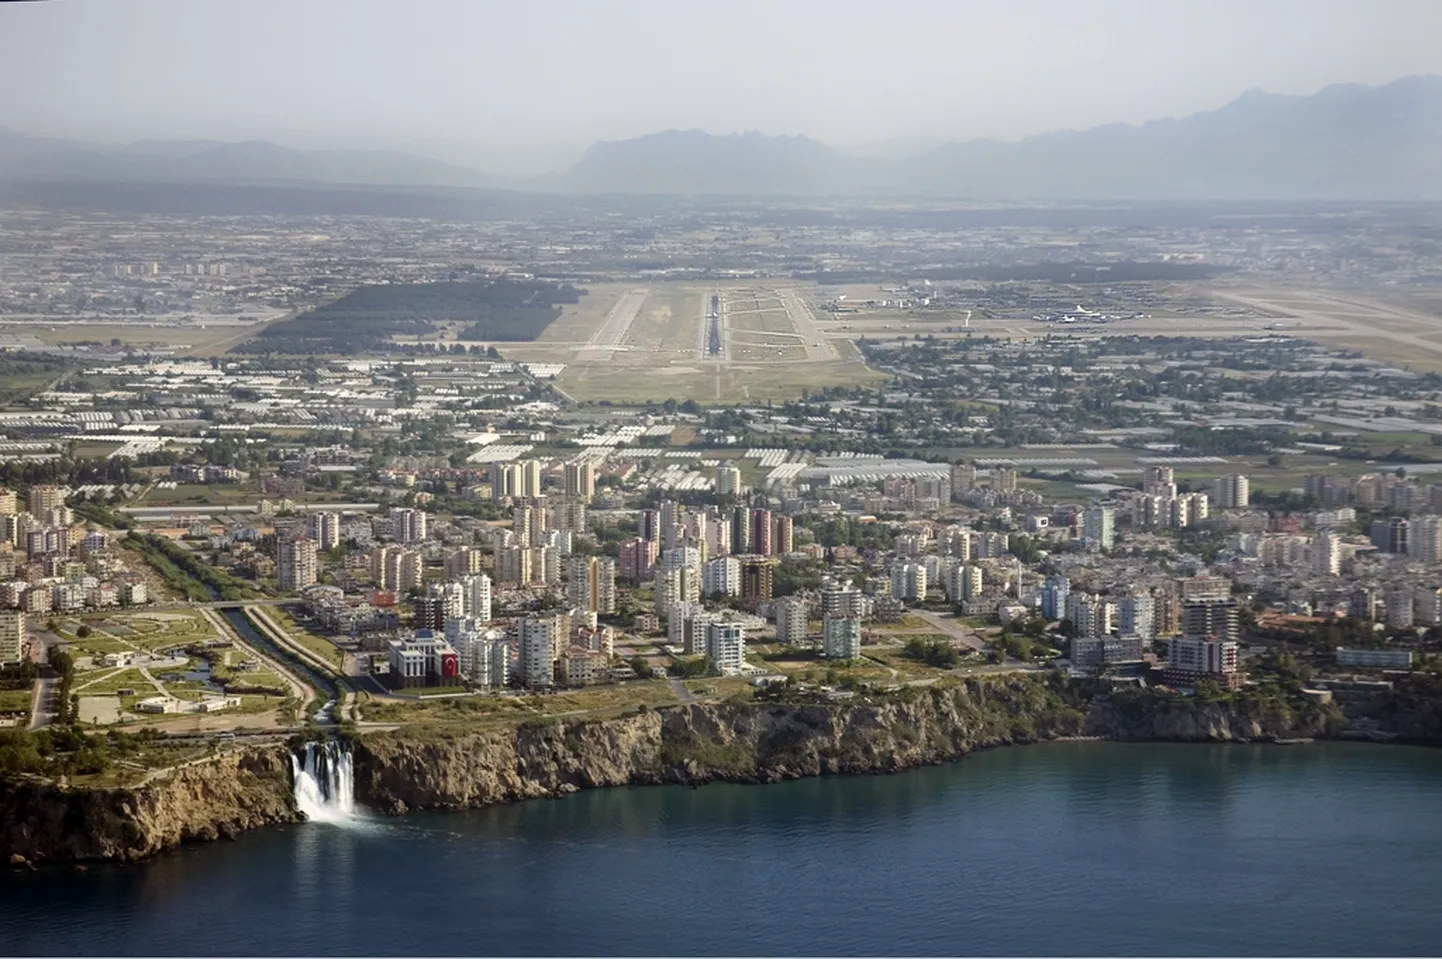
277, 537, 319, 591
822, 614, 862, 660
307, 511, 342, 551
0, 610, 24, 665
1213, 474, 1251, 510
775, 597, 809, 645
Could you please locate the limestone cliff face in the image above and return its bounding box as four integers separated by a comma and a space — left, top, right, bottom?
354, 677, 1094, 813
1084, 685, 1341, 743
0, 747, 298, 864
354, 677, 1350, 815
0, 676, 1365, 862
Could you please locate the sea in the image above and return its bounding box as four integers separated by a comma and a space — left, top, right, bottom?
2, 741, 1440, 956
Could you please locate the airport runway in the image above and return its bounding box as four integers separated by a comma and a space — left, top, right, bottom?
698, 291, 729, 362
777, 288, 837, 361
576, 288, 648, 361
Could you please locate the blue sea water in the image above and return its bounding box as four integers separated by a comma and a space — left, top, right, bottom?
2, 741, 1439, 956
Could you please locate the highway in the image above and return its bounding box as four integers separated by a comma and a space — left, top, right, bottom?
777, 288, 837, 361
577, 288, 648, 361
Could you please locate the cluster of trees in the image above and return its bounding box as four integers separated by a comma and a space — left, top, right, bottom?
902, 638, 962, 668
773, 558, 825, 598
49, 647, 77, 725
0, 725, 168, 777
121, 534, 257, 602
0, 455, 134, 494
237, 279, 580, 354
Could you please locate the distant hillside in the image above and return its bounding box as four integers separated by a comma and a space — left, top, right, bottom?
559, 76, 1442, 200
3, 75, 1441, 199
0, 128, 498, 189
563, 129, 880, 195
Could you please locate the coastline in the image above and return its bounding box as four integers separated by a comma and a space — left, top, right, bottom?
3, 673, 1438, 866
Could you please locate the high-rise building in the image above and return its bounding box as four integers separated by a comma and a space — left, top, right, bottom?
1143, 466, 1176, 497
945, 564, 984, 603
705, 621, 745, 672
619, 537, 658, 581
822, 614, 862, 659
490, 462, 522, 502
277, 537, 318, 591
1213, 473, 1251, 510
1408, 515, 1442, 564
27, 485, 65, 515
519, 460, 544, 500
1313, 530, 1342, 576
1082, 506, 1115, 550
1164, 635, 1241, 686
515, 617, 555, 688
498, 545, 536, 586
413, 595, 446, 632
0, 488, 17, 515
1041, 575, 1070, 621
563, 461, 595, 500
890, 562, 927, 602
775, 597, 808, 645
444, 547, 486, 578
715, 466, 742, 497
750, 509, 773, 557
950, 463, 976, 499
553, 499, 588, 534
703, 556, 741, 597
460, 573, 493, 621
381, 548, 422, 594
390, 507, 428, 544
1182, 598, 1240, 644
822, 582, 870, 619
771, 514, 794, 556
992, 468, 1017, 492
655, 564, 701, 616
1067, 593, 1115, 638
1388, 588, 1416, 629
1370, 517, 1410, 555
567, 555, 616, 615
307, 511, 341, 551
1117, 592, 1156, 641
0, 610, 24, 665
740, 559, 774, 607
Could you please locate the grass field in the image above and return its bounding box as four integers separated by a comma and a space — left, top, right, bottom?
538, 284, 637, 344
0, 687, 33, 715
24, 323, 257, 353
267, 609, 345, 672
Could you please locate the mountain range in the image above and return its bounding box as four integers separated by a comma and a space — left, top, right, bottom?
3, 75, 1441, 200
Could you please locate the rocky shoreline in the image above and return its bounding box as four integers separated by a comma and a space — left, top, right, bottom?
1, 675, 1432, 865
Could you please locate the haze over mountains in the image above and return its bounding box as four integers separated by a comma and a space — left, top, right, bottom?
3, 76, 1440, 201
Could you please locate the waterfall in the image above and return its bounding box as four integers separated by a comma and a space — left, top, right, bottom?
291, 740, 357, 823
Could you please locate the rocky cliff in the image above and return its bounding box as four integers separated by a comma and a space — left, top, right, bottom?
0, 746, 297, 864
0, 675, 1391, 862
351, 675, 1334, 814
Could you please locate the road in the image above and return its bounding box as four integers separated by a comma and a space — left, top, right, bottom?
28, 672, 58, 730
777, 288, 837, 361
576, 288, 648, 362
668, 678, 698, 703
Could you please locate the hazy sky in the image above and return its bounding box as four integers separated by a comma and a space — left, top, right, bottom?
3, 0, 1441, 168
